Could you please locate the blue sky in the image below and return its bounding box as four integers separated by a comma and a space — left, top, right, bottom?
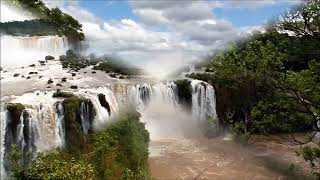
77, 0, 295, 29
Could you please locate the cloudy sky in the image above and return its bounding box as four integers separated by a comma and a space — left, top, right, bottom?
1, 0, 300, 73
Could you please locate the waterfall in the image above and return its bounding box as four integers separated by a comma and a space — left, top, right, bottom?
129, 84, 152, 112
77, 87, 118, 128
2, 108, 39, 172
191, 80, 218, 127
21, 109, 39, 154
54, 102, 65, 147
0, 81, 218, 175
1, 111, 8, 177
80, 102, 90, 134
1, 35, 69, 67
128, 82, 178, 113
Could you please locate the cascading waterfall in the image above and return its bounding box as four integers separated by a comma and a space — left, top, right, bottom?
80, 101, 91, 135
0, 81, 218, 176
3, 108, 39, 172
129, 84, 152, 112
191, 80, 218, 127
77, 87, 119, 128
128, 82, 178, 113
1, 111, 8, 177
21, 109, 39, 155
0, 35, 69, 66
54, 102, 65, 147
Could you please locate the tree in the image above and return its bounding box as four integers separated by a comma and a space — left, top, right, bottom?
278, 0, 320, 42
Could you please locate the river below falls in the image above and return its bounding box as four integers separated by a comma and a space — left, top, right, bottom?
149, 135, 313, 180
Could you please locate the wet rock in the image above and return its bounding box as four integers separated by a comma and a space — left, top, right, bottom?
62, 96, 85, 150
71, 73, 76, 77
70, 85, 78, 89
13, 73, 20, 77
0, 67, 2, 71
39, 76, 43, 79
5, 103, 25, 141
109, 73, 117, 78
61, 77, 67, 82
92, 71, 96, 74
28, 72, 38, 74
53, 91, 74, 98
84, 72, 87, 74
119, 76, 124, 79
174, 79, 192, 109
47, 78, 54, 84
26, 76, 31, 79
29, 64, 36, 67
21, 75, 25, 78
45, 55, 55, 60
98, 93, 111, 116
56, 83, 63, 87
39, 60, 46, 65
4, 70, 8, 73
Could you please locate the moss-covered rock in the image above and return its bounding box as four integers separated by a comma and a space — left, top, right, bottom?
70, 85, 78, 89
6, 103, 25, 123
52, 91, 74, 98
62, 96, 85, 151
174, 79, 192, 108
45, 55, 55, 60
5, 103, 25, 147
98, 94, 111, 116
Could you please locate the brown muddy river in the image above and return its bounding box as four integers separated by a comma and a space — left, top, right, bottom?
149, 135, 314, 180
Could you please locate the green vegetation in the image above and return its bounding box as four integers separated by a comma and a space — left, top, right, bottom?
60, 50, 98, 71
0, 19, 57, 36
187, 0, 320, 177
174, 79, 192, 108
52, 91, 74, 98
59, 50, 141, 77
1, 0, 84, 41
9, 110, 150, 180
6, 103, 25, 125
188, 0, 320, 178
190, 1, 319, 135
93, 60, 142, 76
62, 96, 86, 150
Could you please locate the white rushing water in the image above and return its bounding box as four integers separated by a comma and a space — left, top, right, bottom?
191, 80, 218, 124
1, 35, 69, 67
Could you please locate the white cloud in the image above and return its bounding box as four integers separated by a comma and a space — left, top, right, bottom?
0, 3, 35, 22
209, 0, 301, 9
28, 0, 293, 75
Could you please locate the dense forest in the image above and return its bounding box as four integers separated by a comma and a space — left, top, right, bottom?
0, 0, 84, 41
187, 0, 320, 176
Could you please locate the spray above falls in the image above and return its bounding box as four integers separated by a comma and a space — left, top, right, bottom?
0, 35, 69, 67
